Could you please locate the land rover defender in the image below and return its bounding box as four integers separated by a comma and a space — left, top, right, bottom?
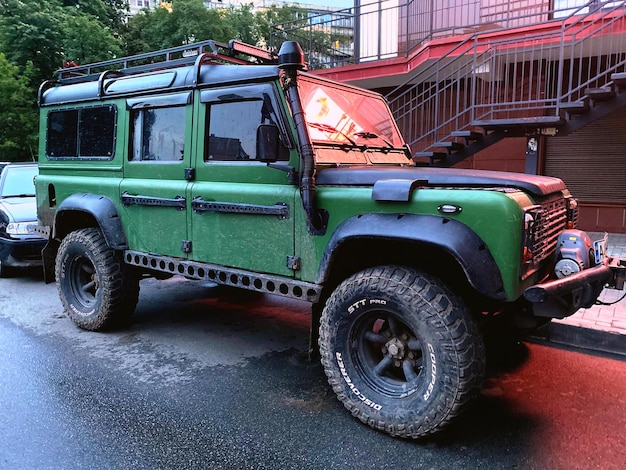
35, 40, 624, 438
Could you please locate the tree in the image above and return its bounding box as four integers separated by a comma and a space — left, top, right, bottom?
123, 0, 309, 56
255, 4, 307, 50
0, 54, 38, 161
0, 0, 65, 84
61, 0, 129, 30
62, 12, 123, 66
0, 0, 128, 160
224, 4, 258, 46
124, 0, 238, 54
0, 0, 127, 83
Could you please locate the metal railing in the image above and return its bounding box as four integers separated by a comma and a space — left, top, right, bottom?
269, 8, 356, 69
270, 0, 623, 67
383, 0, 626, 154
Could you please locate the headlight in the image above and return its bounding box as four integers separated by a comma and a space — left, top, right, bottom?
524, 211, 536, 232
6, 221, 38, 235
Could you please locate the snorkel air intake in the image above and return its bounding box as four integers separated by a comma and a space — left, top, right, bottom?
278, 41, 325, 234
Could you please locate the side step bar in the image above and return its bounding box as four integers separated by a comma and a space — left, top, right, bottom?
124, 250, 322, 303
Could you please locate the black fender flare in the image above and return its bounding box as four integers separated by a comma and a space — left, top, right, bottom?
52, 193, 128, 250
317, 213, 506, 301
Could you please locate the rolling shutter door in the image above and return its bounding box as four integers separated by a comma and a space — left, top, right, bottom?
544, 106, 626, 204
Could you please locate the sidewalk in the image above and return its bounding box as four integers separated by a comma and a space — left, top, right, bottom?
528, 233, 626, 358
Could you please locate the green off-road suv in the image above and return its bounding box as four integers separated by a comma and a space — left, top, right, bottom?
35, 40, 624, 438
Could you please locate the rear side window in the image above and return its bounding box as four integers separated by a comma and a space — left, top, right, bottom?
46, 106, 116, 159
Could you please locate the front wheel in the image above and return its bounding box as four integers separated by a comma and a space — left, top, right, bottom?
319, 266, 485, 439
56, 228, 139, 331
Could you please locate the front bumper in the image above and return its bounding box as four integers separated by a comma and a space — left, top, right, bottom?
524, 256, 625, 319
0, 236, 46, 268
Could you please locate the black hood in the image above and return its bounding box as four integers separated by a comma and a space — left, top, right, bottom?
315, 166, 566, 197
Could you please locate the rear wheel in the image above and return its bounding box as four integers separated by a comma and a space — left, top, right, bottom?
319, 266, 485, 438
56, 228, 139, 331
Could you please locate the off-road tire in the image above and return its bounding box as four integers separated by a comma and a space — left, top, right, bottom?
319, 266, 485, 439
56, 228, 140, 331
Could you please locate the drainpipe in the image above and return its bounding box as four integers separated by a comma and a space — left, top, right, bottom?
278, 41, 323, 234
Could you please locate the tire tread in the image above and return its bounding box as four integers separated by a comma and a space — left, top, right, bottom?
319, 265, 485, 439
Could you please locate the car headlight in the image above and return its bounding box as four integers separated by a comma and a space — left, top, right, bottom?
6, 221, 38, 235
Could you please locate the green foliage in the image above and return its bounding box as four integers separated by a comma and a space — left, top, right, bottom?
62, 12, 123, 65
0, 0, 125, 82
0, 0, 324, 160
0, 54, 38, 161
61, 0, 129, 30
0, 0, 129, 159
124, 0, 242, 53
255, 4, 306, 48
0, 0, 65, 84
123, 0, 309, 54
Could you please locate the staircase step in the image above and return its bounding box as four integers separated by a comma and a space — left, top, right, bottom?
611, 72, 626, 89
585, 86, 615, 102
472, 116, 564, 130
560, 100, 590, 116
433, 141, 465, 152
412, 151, 447, 165
450, 130, 483, 142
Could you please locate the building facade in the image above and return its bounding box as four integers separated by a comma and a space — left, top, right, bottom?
279, 0, 626, 233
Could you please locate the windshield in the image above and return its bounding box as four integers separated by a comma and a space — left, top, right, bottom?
0, 166, 37, 198
297, 74, 409, 165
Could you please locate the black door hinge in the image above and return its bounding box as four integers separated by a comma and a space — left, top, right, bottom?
287, 256, 301, 271
181, 240, 192, 253
185, 168, 195, 181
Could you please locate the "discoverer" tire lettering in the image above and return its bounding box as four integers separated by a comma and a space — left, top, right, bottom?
336, 352, 383, 411
423, 343, 436, 401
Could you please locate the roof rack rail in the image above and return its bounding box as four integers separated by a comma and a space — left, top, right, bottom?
56, 39, 278, 85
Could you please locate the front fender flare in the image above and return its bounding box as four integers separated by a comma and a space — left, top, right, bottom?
317, 213, 506, 301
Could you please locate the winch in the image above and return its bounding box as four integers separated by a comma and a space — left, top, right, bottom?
554, 229, 595, 278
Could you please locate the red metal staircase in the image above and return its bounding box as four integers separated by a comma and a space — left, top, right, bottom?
383, 1, 626, 167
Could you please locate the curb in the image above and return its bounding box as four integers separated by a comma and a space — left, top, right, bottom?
527, 321, 626, 358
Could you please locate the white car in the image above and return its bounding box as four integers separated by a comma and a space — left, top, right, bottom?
0, 162, 46, 277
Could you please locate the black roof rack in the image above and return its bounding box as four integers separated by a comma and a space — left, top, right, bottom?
55, 39, 278, 85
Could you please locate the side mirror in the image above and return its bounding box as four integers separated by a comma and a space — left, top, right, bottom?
257, 124, 280, 162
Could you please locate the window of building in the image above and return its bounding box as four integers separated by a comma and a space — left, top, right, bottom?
46, 106, 116, 159
130, 106, 186, 162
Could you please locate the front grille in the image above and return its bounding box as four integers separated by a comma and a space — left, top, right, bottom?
524, 194, 570, 267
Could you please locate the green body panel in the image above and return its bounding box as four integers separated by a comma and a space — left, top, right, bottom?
188, 93, 298, 275
295, 186, 525, 300
36, 173, 122, 229
119, 178, 190, 256
189, 180, 296, 275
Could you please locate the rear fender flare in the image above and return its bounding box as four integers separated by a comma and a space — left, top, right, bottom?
53, 193, 127, 250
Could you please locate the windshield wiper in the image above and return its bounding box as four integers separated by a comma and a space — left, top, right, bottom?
308, 122, 361, 148
1, 193, 35, 198
353, 131, 394, 149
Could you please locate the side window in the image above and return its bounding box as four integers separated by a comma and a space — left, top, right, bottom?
48, 110, 78, 157
206, 100, 262, 161
47, 106, 116, 159
206, 98, 287, 162
80, 107, 117, 156
130, 106, 185, 162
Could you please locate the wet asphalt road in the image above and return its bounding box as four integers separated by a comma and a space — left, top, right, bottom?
0, 270, 625, 469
